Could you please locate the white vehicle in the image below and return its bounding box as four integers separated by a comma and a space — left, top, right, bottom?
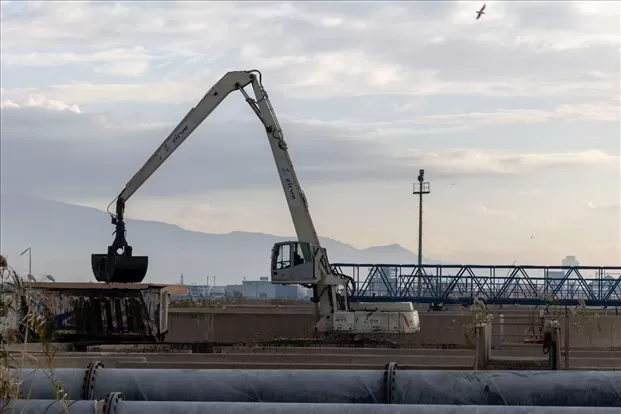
92, 70, 420, 335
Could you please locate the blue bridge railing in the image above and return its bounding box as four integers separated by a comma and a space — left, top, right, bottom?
331, 263, 621, 307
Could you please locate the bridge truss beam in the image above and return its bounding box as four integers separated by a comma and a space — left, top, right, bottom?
331, 263, 621, 307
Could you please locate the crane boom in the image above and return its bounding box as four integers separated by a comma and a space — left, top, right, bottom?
91, 70, 341, 321
116, 71, 254, 211
91, 69, 419, 335
246, 75, 321, 251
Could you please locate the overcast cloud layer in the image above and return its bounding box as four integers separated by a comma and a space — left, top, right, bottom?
1, 1, 620, 267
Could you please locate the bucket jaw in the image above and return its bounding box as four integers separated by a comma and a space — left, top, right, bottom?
92, 254, 148, 283
92, 208, 148, 283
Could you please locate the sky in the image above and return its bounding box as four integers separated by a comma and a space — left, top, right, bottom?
1, 1, 620, 267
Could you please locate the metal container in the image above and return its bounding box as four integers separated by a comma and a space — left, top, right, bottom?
12, 282, 169, 342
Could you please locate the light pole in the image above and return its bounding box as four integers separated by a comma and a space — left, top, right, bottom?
19, 247, 32, 280
413, 170, 430, 296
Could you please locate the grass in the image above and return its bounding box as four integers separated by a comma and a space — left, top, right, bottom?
0, 254, 69, 413
522, 295, 610, 349
460, 297, 492, 347
456, 295, 613, 352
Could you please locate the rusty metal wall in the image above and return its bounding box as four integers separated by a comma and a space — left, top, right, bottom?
23, 286, 167, 341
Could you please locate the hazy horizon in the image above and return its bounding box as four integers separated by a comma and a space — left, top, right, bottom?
1, 193, 438, 284
2, 193, 617, 287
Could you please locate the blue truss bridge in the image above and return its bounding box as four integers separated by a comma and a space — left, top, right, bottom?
331, 263, 621, 307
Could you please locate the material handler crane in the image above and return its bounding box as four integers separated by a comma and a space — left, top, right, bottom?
91, 70, 419, 334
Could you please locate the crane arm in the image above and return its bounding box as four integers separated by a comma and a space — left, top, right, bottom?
108, 70, 322, 254
112, 71, 256, 221
96, 70, 339, 310
92, 69, 418, 335
244, 74, 321, 249
244, 75, 346, 320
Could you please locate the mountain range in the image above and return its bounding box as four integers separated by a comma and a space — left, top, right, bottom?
0, 193, 433, 285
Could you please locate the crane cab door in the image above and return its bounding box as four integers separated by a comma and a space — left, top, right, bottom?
271, 241, 319, 284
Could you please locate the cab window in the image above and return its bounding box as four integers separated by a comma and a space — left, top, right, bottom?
274, 244, 291, 269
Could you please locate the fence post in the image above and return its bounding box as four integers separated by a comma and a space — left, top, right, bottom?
499, 313, 505, 345
474, 316, 492, 370
564, 307, 570, 370
545, 319, 561, 370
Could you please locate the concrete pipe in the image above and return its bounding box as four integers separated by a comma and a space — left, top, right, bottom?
12, 364, 621, 407
16, 366, 387, 403
12, 363, 98, 400
394, 370, 621, 406
6, 399, 621, 414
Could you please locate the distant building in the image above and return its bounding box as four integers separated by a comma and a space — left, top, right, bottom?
589, 274, 621, 297
276, 284, 308, 299
170, 277, 310, 301
186, 284, 210, 297
225, 277, 309, 300
542, 257, 591, 299
562, 256, 579, 267
226, 278, 274, 299
166, 284, 189, 296
210, 286, 226, 298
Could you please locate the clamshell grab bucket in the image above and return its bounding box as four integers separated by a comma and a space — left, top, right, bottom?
91, 254, 148, 283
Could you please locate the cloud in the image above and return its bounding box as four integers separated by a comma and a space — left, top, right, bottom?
477, 204, 519, 221
1, 2, 618, 101
1, 46, 155, 67
1, 104, 618, 200
408, 103, 621, 126
0, 100, 20, 109
394, 101, 425, 112
307, 102, 621, 136
518, 189, 545, 197
1, 94, 81, 113
587, 201, 621, 212
95, 61, 150, 77
403, 147, 617, 176
1, 82, 204, 105
588, 70, 609, 79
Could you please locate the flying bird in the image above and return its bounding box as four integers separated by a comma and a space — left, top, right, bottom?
476, 3, 486, 20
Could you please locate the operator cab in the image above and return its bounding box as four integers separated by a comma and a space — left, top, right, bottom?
271, 241, 320, 284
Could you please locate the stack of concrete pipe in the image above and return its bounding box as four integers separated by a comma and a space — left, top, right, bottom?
4, 361, 621, 413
